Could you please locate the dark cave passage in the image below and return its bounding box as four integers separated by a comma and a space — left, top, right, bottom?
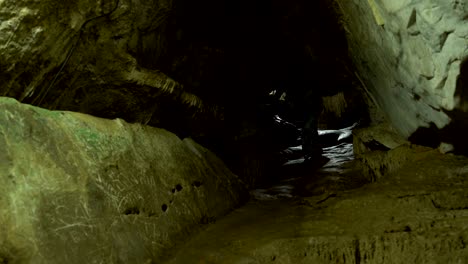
163, 0, 370, 188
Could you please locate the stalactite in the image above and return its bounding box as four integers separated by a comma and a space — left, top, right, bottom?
322, 92, 347, 118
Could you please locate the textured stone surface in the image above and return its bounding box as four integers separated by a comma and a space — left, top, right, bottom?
0, 0, 212, 128
357, 144, 435, 182
0, 97, 247, 263
352, 123, 413, 182
335, 0, 468, 139
353, 123, 409, 156
167, 146, 468, 264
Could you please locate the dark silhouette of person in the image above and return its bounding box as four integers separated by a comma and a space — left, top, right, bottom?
271, 42, 323, 162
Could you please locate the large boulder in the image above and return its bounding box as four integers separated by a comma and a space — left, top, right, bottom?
0, 97, 248, 263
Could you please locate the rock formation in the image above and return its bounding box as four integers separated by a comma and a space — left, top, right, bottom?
335, 0, 468, 151
0, 97, 247, 263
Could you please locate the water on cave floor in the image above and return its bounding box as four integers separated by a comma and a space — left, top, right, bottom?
167, 123, 468, 263
252, 127, 366, 200
166, 126, 370, 263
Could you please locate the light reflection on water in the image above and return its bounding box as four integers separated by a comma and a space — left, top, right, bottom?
252, 126, 357, 200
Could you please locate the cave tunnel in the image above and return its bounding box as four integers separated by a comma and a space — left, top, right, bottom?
151, 0, 368, 187
0, 0, 468, 263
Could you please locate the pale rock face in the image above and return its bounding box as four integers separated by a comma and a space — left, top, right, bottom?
0, 0, 111, 98
337, 0, 468, 137
0, 97, 247, 263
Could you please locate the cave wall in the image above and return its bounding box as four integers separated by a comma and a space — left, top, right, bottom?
0, 0, 215, 134
335, 0, 468, 140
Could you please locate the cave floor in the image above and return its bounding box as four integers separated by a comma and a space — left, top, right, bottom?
166, 140, 468, 263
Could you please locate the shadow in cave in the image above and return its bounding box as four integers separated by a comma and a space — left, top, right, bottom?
165, 0, 372, 197
251, 118, 368, 200
409, 58, 468, 155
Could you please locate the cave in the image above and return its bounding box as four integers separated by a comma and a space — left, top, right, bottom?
0, 0, 467, 263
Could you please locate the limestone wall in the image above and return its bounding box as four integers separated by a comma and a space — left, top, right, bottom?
0, 0, 211, 124
335, 0, 468, 137
0, 97, 248, 263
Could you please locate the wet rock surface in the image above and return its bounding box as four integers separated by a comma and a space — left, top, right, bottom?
0, 97, 248, 264
167, 126, 468, 264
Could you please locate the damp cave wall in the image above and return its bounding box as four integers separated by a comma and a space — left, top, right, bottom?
334, 0, 468, 152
